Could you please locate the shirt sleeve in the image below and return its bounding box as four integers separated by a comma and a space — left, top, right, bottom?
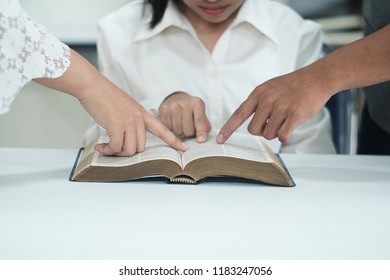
294, 20, 323, 69
0, 0, 71, 115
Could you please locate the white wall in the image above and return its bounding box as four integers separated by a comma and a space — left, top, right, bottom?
0, 83, 92, 148
20, 0, 130, 44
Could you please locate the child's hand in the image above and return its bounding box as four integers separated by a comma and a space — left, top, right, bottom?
159, 92, 212, 143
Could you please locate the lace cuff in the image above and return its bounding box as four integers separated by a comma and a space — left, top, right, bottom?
0, 0, 71, 114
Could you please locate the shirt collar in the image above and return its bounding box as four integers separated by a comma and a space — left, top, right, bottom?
231, 0, 279, 45
134, 1, 191, 42
135, 0, 278, 45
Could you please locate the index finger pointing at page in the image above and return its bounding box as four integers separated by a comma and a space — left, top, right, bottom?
217, 99, 256, 144
146, 115, 189, 151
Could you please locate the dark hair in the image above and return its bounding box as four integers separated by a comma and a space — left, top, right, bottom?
145, 0, 181, 28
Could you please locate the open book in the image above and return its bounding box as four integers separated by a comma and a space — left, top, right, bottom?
70, 132, 295, 187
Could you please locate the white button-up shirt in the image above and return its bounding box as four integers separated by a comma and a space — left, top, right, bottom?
85, 0, 335, 154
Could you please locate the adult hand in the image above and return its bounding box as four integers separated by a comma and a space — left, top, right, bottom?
35, 49, 188, 156
217, 24, 390, 145
217, 70, 333, 144
159, 92, 212, 143
79, 86, 189, 156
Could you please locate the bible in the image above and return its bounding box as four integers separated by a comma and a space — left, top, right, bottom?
70, 132, 295, 186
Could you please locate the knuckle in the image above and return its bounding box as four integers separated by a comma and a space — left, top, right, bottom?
183, 125, 195, 137
137, 146, 145, 153
111, 147, 122, 154
156, 124, 168, 135
132, 110, 143, 119
260, 97, 273, 109
247, 124, 259, 136
173, 127, 182, 135
183, 130, 195, 137
178, 102, 191, 113
263, 131, 274, 140
125, 147, 136, 157
159, 105, 170, 116
195, 114, 208, 124
192, 97, 205, 107
232, 106, 246, 121
277, 132, 289, 143
273, 103, 287, 114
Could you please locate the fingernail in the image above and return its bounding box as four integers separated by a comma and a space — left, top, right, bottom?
197, 135, 206, 143
216, 133, 224, 144
181, 142, 189, 150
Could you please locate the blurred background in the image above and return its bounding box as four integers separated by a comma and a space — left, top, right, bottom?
0, 0, 364, 149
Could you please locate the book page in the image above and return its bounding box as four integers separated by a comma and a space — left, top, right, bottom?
91, 134, 182, 167
182, 131, 274, 166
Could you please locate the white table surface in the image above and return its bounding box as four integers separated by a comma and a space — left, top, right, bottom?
1, 148, 389, 260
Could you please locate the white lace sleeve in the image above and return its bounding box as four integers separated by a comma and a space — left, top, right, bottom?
0, 0, 71, 114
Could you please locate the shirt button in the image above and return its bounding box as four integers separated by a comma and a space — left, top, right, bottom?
209, 69, 218, 79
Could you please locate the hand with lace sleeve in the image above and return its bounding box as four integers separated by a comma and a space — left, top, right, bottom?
36, 49, 188, 156
0, 0, 187, 155
0, 0, 71, 114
